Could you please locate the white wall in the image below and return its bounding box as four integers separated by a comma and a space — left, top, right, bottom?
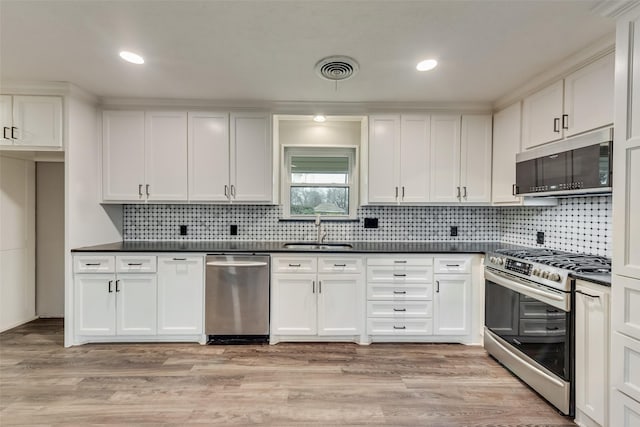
65, 89, 122, 346
0, 154, 36, 332
279, 120, 361, 147
36, 162, 64, 317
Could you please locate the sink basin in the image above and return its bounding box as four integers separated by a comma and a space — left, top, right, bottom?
283, 242, 353, 250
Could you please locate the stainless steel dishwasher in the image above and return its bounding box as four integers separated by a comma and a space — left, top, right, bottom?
205, 254, 270, 344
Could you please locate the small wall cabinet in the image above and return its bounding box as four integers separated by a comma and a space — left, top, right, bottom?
0, 95, 62, 149
522, 52, 614, 150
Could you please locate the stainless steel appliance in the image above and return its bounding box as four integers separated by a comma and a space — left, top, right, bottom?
515, 128, 613, 197
484, 248, 611, 416
205, 254, 270, 343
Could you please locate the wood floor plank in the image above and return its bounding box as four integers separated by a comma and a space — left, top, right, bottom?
0, 319, 575, 426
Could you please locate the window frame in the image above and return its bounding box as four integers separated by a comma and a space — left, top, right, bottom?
281, 145, 359, 220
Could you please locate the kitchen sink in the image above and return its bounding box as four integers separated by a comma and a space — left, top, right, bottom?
283, 242, 353, 250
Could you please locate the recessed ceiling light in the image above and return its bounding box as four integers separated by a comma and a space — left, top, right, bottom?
119, 51, 145, 65
416, 59, 438, 71
313, 115, 327, 123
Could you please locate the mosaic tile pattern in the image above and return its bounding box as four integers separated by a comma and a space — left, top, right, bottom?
122, 195, 612, 257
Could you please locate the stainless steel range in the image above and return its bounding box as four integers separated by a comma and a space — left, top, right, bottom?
483, 248, 610, 416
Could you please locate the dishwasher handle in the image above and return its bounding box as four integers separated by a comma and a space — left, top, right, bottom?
206, 261, 268, 267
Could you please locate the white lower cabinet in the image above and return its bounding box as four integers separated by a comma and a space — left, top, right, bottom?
611, 389, 640, 427
73, 253, 204, 343
574, 280, 610, 427
433, 274, 471, 335
157, 256, 204, 335
270, 256, 364, 341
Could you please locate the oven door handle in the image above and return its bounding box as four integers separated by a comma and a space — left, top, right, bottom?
485, 269, 568, 310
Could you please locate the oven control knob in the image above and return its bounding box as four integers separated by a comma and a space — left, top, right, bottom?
497, 257, 505, 265
549, 273, 561, 282
532, 268, 540, 276
541, 271, 550, 279
489, 256, 497, 264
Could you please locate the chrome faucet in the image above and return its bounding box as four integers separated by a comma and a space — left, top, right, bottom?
315, 215, 328, 243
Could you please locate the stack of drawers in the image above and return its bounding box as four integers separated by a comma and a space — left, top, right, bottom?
366, 256, 433, 335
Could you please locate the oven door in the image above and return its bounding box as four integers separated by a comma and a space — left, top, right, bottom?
484, 268, 571, 381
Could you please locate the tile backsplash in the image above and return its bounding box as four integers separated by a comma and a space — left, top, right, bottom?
122, 195, 612, 257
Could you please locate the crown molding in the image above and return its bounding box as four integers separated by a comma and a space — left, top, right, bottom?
0, 80, 72, 96
591, 1, 640, 18
492, 33, 616, 111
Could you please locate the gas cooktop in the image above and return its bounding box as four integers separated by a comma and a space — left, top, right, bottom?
494, 248, 611, 274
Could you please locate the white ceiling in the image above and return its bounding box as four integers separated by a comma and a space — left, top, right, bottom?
0, 1, 615, 104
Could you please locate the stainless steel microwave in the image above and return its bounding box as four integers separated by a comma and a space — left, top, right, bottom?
515, 128, 613, 197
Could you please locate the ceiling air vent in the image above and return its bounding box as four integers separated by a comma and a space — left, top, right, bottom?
315, 55, 359, 81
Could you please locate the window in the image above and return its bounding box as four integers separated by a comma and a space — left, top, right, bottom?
283, 147, 357, 219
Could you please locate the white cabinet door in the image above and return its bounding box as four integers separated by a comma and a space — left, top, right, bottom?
12, 96, 62, 148
575, 282, 609, 426
317, 274, 362, 336
368, 115, 400, 204
116, 274, 157, 336
157, 256, 203, 335
1, 95, 12, 146
522, 80, 564, 149
271, 274, 317, 335
230, 113, 272, 202
400, 115, 430, 203
74, 274, 116, 336
145, 111, 188, 201
564, 52, 614, 137
188, 112, 229, 202
492, 102, 522, 204
460, 115, 492, 203
433, 274, 471, 335
430, 115, 461, 203
611, 389, 640, 427
102, 111, 145, 201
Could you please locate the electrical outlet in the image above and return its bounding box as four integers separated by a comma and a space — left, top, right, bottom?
230, 224, 238, 236
450, 226, 458, 237
364, 218, 379, 229
179, 225, 188, 236
537, 231, 545, 245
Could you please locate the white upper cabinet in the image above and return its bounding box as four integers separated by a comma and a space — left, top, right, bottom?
522, 80, 564, 149
230, 113, 272, 203
460, 115, 492, 203
102, 111, 146, 202
430, 114, 492, 204
368, 114, 430, 204
188, 112, 229, 202
145, 112, 188, 201
564, 53, 614, 138
522, 52, 614, 150
1, 95, 62, 149
429, 115, 461, 203
492, 102, 522, 204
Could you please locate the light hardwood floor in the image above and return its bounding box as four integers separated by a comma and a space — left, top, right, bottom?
0, 319, 574, 426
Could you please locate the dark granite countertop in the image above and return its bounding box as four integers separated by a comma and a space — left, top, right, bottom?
570, 272, 611, 287
72, 240, 526, 254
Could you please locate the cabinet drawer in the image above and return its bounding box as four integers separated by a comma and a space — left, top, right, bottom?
367, 283, 433, 300
272, 257, 317, 273
518, 319, 566, 336
367, 318, 433, 335
433, 257, 471, 274
612, 332, 640, 403
367, 266, 432, 283
318, 257, 363, 273
367, 257, 432, 267
116, 255, 157, 273
74, 255, 115, 273
367, 301, 433, 318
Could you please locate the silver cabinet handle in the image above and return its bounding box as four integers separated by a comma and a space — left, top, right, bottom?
393, 308, 407, 312
334, 264, 346, 267
138, 184, 143, 197
436, 280, 440, 293
393, 260, 407, 264
401, 186, 405, 200
11, 127, 17, 139
115, 279, 120, 292
319, 280, 322, 293
108, 280, 113, 293
463, 186, 467, 198
288, 263, 301, 267
127, 263, 142, 266
85, 263, 101, 266
512, 184, 517, 196
562, 114, 569, 130
446, 264, 460, 267
145, 184, 150, 196
393, 326, 406, 330
224, 185, 229, 198
456, 186, 461, 199
312, 280, 315, 293
553, 117, 560, 133
393, 273, 406, 277
3, 127, 9, 139
395, 186, 398, 199
230, 184, 236, 198
393, 290, 407, 295
576, 289, 600, 299
172, 257, 186, 261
